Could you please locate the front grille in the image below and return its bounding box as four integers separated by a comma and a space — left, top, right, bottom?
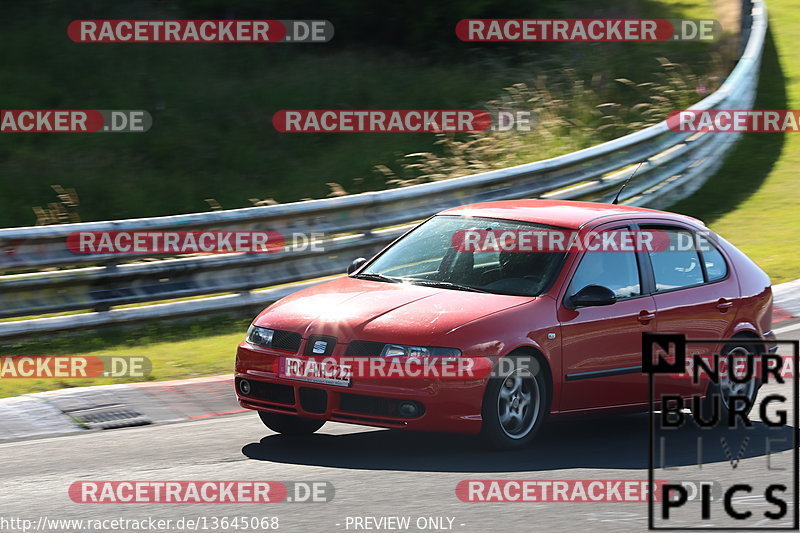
339, 393, 424, 419
299, 387, 328, 414
340, 393, 392, 416
345, 340, 386, 356
238, 378, 295, 404
304, 335, 337, 356
271, 329, 302, 352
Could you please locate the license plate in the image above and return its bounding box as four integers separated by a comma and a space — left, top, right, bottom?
278, 356, 351, 387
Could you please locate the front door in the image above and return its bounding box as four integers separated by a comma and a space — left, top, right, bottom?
558, 226, 656, 411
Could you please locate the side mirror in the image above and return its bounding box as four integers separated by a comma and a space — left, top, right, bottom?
569, 284, 617, 308
347, 257, 367, 275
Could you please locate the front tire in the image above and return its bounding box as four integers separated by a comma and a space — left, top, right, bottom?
481, 355, 549, 450
258, 411, 325, 435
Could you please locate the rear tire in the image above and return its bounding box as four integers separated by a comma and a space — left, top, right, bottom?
258, 411, 325, 435
481, 355, 549, 450
694, 342, 761, 422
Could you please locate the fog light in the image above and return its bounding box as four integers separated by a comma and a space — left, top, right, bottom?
239, 379, 251, 395
398, 401, 419, 418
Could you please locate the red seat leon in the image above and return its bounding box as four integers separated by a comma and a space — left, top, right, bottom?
235, 200, 775, 449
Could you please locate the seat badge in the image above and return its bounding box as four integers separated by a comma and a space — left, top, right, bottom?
312, 340, 328, 354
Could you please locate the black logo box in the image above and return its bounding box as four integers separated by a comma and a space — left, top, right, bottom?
643, 333, 799, 531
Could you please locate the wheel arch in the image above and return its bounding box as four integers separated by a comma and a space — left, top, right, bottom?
716, 325, 766, 356
502, 345, 554, 413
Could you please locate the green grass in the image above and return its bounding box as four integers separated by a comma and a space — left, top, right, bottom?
669, 0, 800, 283
0, 48, 513, 226
0, 317, 249, 398
0, 0, 723, 228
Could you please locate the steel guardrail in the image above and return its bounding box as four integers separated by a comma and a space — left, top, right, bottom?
0, 0, 767, 339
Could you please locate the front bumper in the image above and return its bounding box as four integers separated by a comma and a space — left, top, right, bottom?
235, 343, 486, 434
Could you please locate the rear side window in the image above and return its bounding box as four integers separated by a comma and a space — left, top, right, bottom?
697, 234, 728, 281
645, 228, 703, 291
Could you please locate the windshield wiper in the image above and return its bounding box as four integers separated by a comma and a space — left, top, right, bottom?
407, 279, 490, 293
352, 272, 400, 283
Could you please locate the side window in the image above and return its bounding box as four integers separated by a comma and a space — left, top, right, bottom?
697, 234, 728, 281
645, 227, 703, 291
568, 250, 641, 300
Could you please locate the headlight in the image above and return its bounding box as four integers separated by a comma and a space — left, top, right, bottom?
246, 325, 275, 348
380, 344, 461, 358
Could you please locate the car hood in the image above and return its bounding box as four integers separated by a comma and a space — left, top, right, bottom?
254, 276, 532, 345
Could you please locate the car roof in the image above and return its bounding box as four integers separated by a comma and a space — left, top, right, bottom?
438, 199, 701, 229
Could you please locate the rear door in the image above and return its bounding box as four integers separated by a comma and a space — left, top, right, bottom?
637, 221, 741, 396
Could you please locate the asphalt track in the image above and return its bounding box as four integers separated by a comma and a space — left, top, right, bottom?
1, 323, 799, 533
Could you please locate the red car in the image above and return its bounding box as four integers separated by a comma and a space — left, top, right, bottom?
235, 200, 775, 449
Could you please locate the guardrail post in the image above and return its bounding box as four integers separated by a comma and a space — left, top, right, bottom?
93, 262, 117, 313
740, 0, 754, 56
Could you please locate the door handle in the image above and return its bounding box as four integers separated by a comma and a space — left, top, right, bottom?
716, 298, 734, 311
638, 311, 656, 324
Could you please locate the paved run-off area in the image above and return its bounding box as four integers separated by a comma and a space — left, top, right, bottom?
0, 309, 798, 532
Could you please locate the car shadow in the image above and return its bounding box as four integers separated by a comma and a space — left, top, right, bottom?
241, 414, 795, 472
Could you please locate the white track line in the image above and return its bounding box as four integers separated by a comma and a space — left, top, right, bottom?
774, 321, 800, 335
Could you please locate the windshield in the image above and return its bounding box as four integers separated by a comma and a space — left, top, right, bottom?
355, 215, 566, 297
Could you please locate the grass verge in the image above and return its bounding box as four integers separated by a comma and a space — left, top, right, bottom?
669, 0, 799, 283
0, 317, 248, 398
